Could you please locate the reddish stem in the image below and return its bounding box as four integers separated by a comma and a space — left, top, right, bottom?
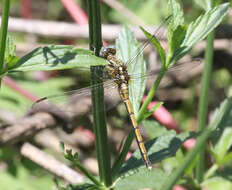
61, 0, 107, 46
2, 76, 39, 102
20, 0, 32, 18
61, 0, 88, 24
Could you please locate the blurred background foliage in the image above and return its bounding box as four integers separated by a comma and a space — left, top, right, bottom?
0, 0, 231, 189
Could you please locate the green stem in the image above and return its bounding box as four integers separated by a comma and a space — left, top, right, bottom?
0, 0, 10, 86
73, 159, 103, 187
162, 128, 212, 190
111, 131, 134, 180
87, 0, 112, 187
137, 67, 166, 123
196, 30, 215, 182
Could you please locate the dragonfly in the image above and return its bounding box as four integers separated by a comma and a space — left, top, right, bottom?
32, 16, 200, 170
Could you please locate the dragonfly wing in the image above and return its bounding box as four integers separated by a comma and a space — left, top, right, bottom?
66, 80, 120, 115
129, 58, 203, 100
29, 79, 119, 119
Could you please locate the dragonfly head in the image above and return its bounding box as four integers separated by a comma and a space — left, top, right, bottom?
100, 45, 116, 59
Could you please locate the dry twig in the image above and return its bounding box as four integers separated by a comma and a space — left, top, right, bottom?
0, 113, 56, 145
21, 142, 84, 184
3, 17, 166, 40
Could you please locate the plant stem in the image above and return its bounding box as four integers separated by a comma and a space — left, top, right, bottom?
162, 128, 213, 190
111, 131, 134, 179
137, 67, 166, 123
0, 0, 10, 86
196, 30, 215, 182
87, 0, 112, 187
73, 158, 103, 187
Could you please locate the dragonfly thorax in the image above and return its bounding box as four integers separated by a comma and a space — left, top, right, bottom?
105, 58, 130, 83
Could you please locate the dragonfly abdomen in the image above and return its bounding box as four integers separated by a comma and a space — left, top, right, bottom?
123, 98, 152, 170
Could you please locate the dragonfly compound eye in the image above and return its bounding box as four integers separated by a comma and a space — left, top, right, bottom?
107, 47, 116, 55
100, 46, 116, 58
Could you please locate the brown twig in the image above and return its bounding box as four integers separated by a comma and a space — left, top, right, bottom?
3, 17, 165, 40
2, 17, 231, 41
34, 129, 98, 174
0, 112, 56, 145
21, 142, 84, 184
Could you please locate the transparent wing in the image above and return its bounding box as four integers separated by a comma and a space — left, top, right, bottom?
30, 80, 117, 116
125, 15, 172, 66
27, 79, 121, 133
130, 58, 203, 88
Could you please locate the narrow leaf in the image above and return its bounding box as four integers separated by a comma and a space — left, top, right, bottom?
5, 35, 16, 58
140, 27, 166, 66
4, 35, 19, 70
168, 25, 187, 65
142, 101, 163, 121
167, 0, 184, 41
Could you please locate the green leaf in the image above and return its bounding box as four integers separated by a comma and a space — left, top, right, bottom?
161, 98, 232, 190
168, 25, 187, 66
141, 101, 163, 121
202, 177, 232, 190
210, 98, 232, 131
170, 3, 229, 63
115, 168, 167, 190
213, 127, 232, 165
114, 131, 195, 190
5, 35, 16, 59
8, 45, 108, 72
116, 26, 147, 116
143, 120, 168, 139
167, 0, 184, 41
139, 27, 166, 66
161, 149, 184, 175
4, 35, 19, 71
120, 130, 195, 173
